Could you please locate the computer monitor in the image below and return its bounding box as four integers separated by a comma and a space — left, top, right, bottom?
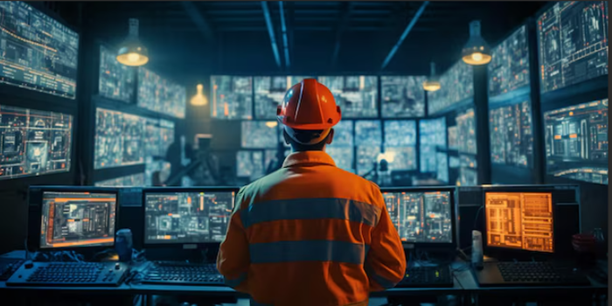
0, 2, 79, 99
380, 187, 457, 248
537, 1, 608, 93
481, 185, 571, 258
0, 104, 73, 180
543, 99, 608, 185
142, 188, 238, 247
36, 188, 118, 249
456, 108, 477, 155
94, 108, 146, 169
488, 25, 530, 98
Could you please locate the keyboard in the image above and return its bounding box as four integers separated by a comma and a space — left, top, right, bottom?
396, 265, 453, 288
474, 262, 591, 287
6, 262, 129, 287
140, 261, 225, 286
0, 258, 24, 281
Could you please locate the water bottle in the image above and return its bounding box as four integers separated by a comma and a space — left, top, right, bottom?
115, 229, 133, 262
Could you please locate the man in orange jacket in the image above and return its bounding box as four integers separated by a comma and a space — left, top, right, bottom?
217, 79, 406, 306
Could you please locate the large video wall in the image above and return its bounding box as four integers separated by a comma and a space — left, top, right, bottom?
214, 75, 428, 183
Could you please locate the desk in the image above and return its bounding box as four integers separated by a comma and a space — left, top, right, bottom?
1, 251, 608, 306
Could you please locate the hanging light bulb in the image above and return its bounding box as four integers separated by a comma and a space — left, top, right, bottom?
423, 62, 441, 92
265, 121, 278, 128
116, 18, 149, 66
461, 20, 492, 66
190, 84, 208, 106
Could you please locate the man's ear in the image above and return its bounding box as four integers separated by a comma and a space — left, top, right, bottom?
326, 129, 334, 145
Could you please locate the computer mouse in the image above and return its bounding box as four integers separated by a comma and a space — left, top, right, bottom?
23, 260, 34, 269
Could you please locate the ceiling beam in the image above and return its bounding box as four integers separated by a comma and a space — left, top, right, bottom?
261, 1, 281, 68
381, 1, 429, 70
331, 2, 352, 68
279, 1, 290, 68
180, 2, 214, 41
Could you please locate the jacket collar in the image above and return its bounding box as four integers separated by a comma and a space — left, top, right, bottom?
282, 150, 337, 168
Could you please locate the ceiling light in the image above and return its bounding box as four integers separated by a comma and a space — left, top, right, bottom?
461, 20, 491, 66
265, 121, 278, 128
116, 19, 149, 67
190, 84, 208, 106
423, 62, 441, 92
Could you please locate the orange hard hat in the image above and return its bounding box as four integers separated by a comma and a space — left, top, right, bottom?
277, 79, 341, 131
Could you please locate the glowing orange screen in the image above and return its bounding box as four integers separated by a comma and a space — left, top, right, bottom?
485, 192, 554, 253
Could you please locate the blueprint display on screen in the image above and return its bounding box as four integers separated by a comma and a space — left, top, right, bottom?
0, 104, 72, 180
355, 120, 382, 146
537, 1, 608, 93
384, 146, 417, 171
419, 118, 446, 173
99, 45, 135, 103
456, 108, 477, 155
318, 76, 378, 118
437, 152, 449, 183
380, 76, 427, 118
137, 68, 186, 118
384, 120, 417, 147
241, 121, 278, 149
0, 2, 79, 99
490, 100, 533, 168
356, 146, 381, 176
428, 61, 474, 115
211, 76, 253, 120
489, 25, 530, 98
544, 99, 608, 184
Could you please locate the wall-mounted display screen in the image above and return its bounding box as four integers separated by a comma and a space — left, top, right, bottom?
0, 104, 72, 180
138, 68, 186, 118
490, 100, 534, 168
236, 150, 264, 180
99, 45, 135, 103
384, 146, 417, 171
254, 76, 313, 119
327, 147, 354, 173
537, 1, 608, 93
489, 25, 530, 97
428, 61, 473, 115
544, 99, 608, 185
419, 118, 446, 173
318, 76, 378, 118
456, 108, 477, 155
94, 108, 161, 169
459, 154, 478, 186
356, 146, 381, 176
380, 76, 426, 118
384, 120, 417, 147
0, 2, 79, 99
211, 76, 253, 120
355, 120, 382, 146
437, 152, 449, 183
241, 121, 278, 149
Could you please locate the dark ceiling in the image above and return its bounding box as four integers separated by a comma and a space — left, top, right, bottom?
75, 1, 547, 84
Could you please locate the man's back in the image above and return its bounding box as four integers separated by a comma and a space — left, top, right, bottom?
217, 151, 406, 306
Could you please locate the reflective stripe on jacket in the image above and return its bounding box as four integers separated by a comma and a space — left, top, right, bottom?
217, 151, 406, 306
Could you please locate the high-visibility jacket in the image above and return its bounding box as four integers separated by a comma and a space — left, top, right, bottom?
217, 151, 406, 306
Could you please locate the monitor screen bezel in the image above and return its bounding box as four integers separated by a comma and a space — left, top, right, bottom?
480, 185, 574, 259
379, 186, 458, 250
29, 186, 119, 251
141, 187, 240, 249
